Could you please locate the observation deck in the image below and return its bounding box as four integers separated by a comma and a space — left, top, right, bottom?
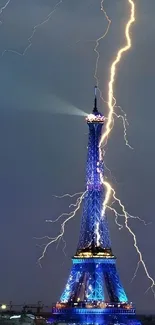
86, 113, 105, 124
75, 245, 114, 259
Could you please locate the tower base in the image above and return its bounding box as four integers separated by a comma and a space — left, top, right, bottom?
53, 257, 141, 324
50, 310, 141, 325
59, 257, 128, 304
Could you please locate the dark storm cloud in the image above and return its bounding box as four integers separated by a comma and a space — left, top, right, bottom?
0, 0, 154, 314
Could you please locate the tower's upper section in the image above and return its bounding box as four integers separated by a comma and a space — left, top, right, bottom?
85, 86, 105, 190
86, 86, 105, 124
76, 87, 112, 256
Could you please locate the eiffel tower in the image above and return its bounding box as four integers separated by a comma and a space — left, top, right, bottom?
52, 88, 141, 325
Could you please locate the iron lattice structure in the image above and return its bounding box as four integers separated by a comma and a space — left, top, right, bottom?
52, 89, 141, 325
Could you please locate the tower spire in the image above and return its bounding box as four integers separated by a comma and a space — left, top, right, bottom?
93, 85, 98, 113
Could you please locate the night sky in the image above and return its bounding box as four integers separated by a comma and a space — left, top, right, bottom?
0, 0, 154, 314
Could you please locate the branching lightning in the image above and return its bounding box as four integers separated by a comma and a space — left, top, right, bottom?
94, 0, 111, 89
95, 222, 101, 247
0, 0, 11, 24
35, 0, 155, 300
37, 191, 86, 266
94, 0, 133, 149
99, 0, 135, 148
1, 0, 63, 57
53, 192, 83, 199
102, 180, 155, 296
106, 205, 151, 229
95, 0, 155, 296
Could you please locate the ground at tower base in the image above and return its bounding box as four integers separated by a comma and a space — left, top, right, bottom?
0, 303, 154, 324
48, 314, 155, 325
50, 314, 141, 325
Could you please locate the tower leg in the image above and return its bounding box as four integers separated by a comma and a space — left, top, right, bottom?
60, 264, 83, 303
60, 260, 105, 304
104, 262, 128, 303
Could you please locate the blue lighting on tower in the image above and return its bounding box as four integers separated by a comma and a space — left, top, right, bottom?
52, 88, 141, 325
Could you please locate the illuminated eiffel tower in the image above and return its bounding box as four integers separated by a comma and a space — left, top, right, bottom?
52, 88, 141, 325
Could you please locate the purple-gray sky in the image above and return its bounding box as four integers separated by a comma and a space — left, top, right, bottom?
0, 0, 154, 314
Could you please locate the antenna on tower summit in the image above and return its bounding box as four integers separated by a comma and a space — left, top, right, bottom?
93, 86, 98, 113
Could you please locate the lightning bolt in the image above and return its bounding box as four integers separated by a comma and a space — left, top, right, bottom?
1, 0, 63, 57
107, 205, 151, 229
95, 222, 101, 247
0, 0, 11, 24
35, 0, 155, 299
95, 0, 155, 298
53, 192, 83, 199
36, 191, 86, 266
99, 0, 135, 147
102, 179, 155, 296
94, 0, 132, 149
94, 0, 111, 88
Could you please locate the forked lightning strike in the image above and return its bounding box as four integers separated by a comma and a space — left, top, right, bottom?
106, 205, 151, 228
102, 180, 155, 296
53, 192, 83, 199
36, 0, 155, 299
94, 0, 111, 88
113, 110, 133, 149
1, 0, 63, 57
99, 0, 135, 148
0, 0, 11, 24
46, 193, 84, 224
37, 191, 86, 266
97, 0, 155, 296
94, 0, 132, 149
95, 222, 100, 247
